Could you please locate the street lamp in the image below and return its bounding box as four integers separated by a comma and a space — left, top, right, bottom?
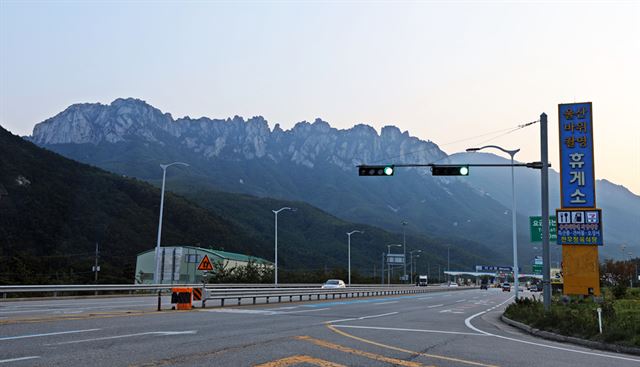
273, 207, 295, 286
467, 145, 521, 299
402, 221, 408, 282
409, 249, 422, 285
347, 230, 364, 286
447, 245, 450, 285
387, 244, 402, 285
154, 161, 189, 284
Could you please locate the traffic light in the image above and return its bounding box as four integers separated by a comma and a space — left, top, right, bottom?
358, 165, 395, 176
431, 165, 469, 176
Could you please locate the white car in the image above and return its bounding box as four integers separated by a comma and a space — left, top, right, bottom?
321, 279, 346, 289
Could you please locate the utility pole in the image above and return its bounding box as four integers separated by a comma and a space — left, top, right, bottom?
541, 112, 551, 312
93, 242, 100, 283
402, 221, 407, 283
447, 245, 450, 285
381, 252, 385, 285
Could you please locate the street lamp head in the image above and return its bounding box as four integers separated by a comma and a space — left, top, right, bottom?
273, 206, 295, 214
160, 161, 190, 170
465, 145, 520, 157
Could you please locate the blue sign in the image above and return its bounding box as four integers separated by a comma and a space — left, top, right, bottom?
475, 265, 521, 272
558, 102, 596, 208
556, 208, 603, 245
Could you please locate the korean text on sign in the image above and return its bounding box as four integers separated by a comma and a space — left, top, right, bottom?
558, 103, 596, 208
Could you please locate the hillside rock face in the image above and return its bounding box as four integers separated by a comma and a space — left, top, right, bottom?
31, 98, 446, 170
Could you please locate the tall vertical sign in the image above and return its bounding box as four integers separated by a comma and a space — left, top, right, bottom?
557, 102, 602, 296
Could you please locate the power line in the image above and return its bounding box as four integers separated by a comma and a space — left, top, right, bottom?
367, 119, 539, 165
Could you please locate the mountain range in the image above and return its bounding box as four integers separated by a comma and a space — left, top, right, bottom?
28, 98, 639, 262
2, 125, 497, 284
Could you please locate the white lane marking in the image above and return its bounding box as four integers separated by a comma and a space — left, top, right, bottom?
203, 309, 278, 315
418, 297, 432, 300
358, 312, 398, 320
455, 299, 466, 303
281, 308, 330, 314
334, 325, 485, 336
374, 301, 398, 305
0, 328, 101, 341
324, 311, 399, 324
0, 356, 40, 364
427, 304, 444, 308
265, 306, 299, 311
465, 297, 640, 363
0, 303, 152, 315
2, 300, 149, 309
323, 318, 356, 324
46, 330, 197, 345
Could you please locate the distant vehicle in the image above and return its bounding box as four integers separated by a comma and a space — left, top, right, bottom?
529, 283, 542, 292
480, 283, 488, 290
502, 282, 511, 292
448, 283, 459, 287
321, 279, 346, 289
417, 275, 428, 286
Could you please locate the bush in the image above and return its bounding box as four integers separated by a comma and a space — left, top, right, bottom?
611, 283, 628, 299
505, 295, 639, 347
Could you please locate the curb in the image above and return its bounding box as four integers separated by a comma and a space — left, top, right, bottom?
500, 314, 640, 356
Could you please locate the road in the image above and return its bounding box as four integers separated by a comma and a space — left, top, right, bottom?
1, 288, 638, 366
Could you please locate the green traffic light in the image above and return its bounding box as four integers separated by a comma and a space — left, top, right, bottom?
384, 166, 394, 176
459, 166, 469, 175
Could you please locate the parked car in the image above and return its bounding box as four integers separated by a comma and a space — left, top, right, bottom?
448, 283, 459, 287
321, 279, 346, 289
501, 282, 511, 292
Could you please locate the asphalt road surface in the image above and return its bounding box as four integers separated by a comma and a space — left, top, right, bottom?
1, 288, 638, 366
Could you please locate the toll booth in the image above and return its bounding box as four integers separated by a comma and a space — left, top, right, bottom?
171, 287, 193, 310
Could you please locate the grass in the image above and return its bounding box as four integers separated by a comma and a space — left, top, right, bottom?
504, 287, 640, 348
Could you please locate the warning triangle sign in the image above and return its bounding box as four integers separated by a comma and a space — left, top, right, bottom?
197, 255, 214, 271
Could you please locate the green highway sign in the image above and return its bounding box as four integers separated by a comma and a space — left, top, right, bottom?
532, 264, 543, 275
529, 216, 557, 242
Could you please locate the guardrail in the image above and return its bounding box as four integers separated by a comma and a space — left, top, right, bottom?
203, 286, 443, 307
0, 284, 477, 310
0, 283, 430, 296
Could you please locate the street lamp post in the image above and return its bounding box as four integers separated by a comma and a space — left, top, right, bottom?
409, 249, 422, 285
467, 145, 521, 299
154, 162, 189, 284
273, 207, 295, 287
387, 244, 402, 285
447, 245, 450, 285
347, 230, 364, 286
402, 221, 408, 282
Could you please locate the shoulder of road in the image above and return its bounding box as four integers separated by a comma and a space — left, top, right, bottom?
501, 314, 640, 356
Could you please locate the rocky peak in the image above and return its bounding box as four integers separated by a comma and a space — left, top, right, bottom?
30, 98, 447, 168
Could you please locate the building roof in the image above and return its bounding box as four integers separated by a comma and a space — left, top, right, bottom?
138, 245, 272, 265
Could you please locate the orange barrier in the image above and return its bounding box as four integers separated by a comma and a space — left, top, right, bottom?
171, 287, 192, 310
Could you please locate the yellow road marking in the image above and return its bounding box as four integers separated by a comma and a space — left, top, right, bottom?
254, 354, 346, 367
296, 335, 427, 367
326, 324, 499, 367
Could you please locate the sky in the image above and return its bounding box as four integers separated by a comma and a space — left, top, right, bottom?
1, 1, 639, 195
